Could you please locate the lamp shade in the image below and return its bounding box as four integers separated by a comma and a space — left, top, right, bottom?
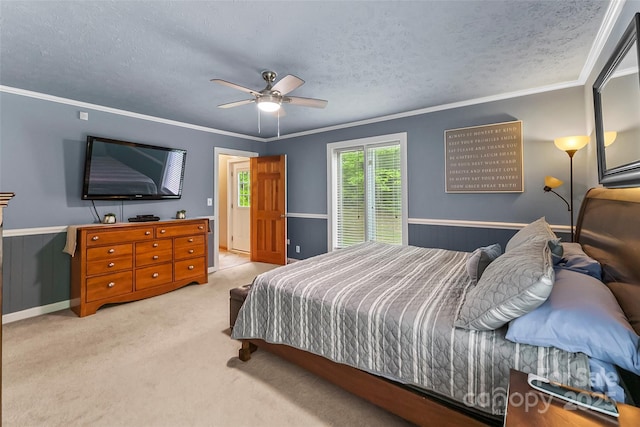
604, 131, 617, 147
257, 95, 281, 112
544, 176, 564, 189
553, 135, 590, 152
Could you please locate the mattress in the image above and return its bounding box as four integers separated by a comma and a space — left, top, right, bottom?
231, 241, 590, 415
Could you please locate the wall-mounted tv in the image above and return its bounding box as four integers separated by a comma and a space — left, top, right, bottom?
82, 136, 187, 200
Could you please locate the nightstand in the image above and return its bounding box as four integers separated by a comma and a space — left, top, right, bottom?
505, 369, 640, 426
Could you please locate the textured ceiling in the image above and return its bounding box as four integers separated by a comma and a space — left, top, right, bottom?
0, 1, 609, 139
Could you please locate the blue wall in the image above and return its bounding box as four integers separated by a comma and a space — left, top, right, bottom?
268, 87, 588, 258
0, 92, 264, 314
0, 92, 263, 228
3, 0, 635, 314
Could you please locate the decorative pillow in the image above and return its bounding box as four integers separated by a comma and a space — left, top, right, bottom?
506, 268, 640, 375
455, 237, 554, 331
548, 239, 564, 265
607, 282, 640, 335
557, 242, 602, 279
505, 217, 557, 252
466, 243, 501, 283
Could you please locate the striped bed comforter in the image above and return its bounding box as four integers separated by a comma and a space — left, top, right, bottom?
231, 241, 589, 415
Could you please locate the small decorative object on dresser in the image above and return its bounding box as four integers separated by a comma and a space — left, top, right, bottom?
70, 218, 209, 316
102, 213, 116, 224
176, 210, 186, 219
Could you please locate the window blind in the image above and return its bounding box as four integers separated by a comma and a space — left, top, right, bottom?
336, 142, 401, 248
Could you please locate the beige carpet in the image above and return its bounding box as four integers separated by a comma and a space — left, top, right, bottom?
2, 262, 412, 427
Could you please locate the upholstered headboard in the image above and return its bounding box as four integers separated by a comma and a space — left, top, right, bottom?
575, 187, 640, 285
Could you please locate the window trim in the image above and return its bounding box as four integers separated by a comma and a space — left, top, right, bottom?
327, 132, 408, 251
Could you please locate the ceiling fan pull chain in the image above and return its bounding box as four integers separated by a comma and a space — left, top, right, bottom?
277, 110, 280, 138
258, 109, 261, 134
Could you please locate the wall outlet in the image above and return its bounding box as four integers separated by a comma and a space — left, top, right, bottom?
295, 245, 300, 253
207, 198, 212, 206
287, 239, 290, 245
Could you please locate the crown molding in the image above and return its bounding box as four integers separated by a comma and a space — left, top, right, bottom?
578, 0, 626, 84
264, 80, 584, 142
0, 85, 264, 142
2, 0, 625, 148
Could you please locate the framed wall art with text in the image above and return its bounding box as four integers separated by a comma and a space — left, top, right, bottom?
445, 120, 523, 193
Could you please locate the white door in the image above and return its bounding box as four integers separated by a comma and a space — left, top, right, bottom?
230, 161, 251, 252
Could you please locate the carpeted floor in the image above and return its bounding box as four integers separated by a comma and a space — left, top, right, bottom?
2, 262, 412, 427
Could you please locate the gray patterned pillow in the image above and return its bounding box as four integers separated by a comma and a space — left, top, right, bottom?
505, 217, 556, 252
466, 243, 502, 283
455, 237, 554, 331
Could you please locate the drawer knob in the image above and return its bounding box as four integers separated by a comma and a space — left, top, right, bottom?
160, 229, 166, 234
108, 262, 115, 267
107, 282, 115, 288
188, 249, 194, 254
188, 265, 194, 270
92, 236, 99, 241
153, 243, 159, 248
188, 238, 194, 242
198, 226, 204, 230
145, 231, 151, 235
152, 273, 159, 278
108, 248, 115, 253
153, 255, 159, 260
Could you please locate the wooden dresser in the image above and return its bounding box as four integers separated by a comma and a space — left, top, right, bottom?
70, 218, 209, 317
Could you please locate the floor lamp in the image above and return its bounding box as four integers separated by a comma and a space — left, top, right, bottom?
546, 135, 590, 242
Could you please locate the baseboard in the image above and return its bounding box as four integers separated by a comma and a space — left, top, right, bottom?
2, 300, 71, 324
4, 270, 217, 324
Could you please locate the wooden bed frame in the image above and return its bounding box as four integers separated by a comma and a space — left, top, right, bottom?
237, 186, 640, 426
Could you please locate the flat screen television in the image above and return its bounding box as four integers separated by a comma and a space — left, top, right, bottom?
82, 135, 187, 200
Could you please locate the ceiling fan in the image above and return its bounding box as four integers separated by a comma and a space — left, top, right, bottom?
210, 70, 328, 113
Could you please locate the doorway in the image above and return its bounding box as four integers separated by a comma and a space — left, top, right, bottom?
213, 147, 258, 272
229, 160, 250, 253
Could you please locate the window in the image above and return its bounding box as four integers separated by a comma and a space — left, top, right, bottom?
328, 133, 407, 250
237, 170, 250, 208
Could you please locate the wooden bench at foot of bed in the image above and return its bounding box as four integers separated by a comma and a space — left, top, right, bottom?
238, 339, 497, 427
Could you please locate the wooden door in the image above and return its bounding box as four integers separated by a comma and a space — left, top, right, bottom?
250, 155, 286, 265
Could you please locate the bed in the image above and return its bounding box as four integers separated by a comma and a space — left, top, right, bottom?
231, 186, 640, 426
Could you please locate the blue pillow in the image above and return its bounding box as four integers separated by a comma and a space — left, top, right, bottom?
466, 243, 501, 283
506, 267, 640, 375
556, 242, 602, 280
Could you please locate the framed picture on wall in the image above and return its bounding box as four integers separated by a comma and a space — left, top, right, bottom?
444, 120, 523, 193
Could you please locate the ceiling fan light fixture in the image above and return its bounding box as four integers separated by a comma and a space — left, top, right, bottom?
257, 95, 282, 112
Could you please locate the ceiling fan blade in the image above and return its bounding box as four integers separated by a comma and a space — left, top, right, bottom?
210, 79, 259, 95
218, 99, 255, 109
272, 75, 305, 95
285, 96, 328, 109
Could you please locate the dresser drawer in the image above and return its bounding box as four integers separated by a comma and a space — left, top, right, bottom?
86, 256, 133, 276
135, 263, 173, 290
156, 222, 207, 238
86, 228, 154, 247
86, 271, 133, 302
174, 235, 205, 259
135, 240, 173, 266
175, 257, 206, 281
86, 244, 133, 261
